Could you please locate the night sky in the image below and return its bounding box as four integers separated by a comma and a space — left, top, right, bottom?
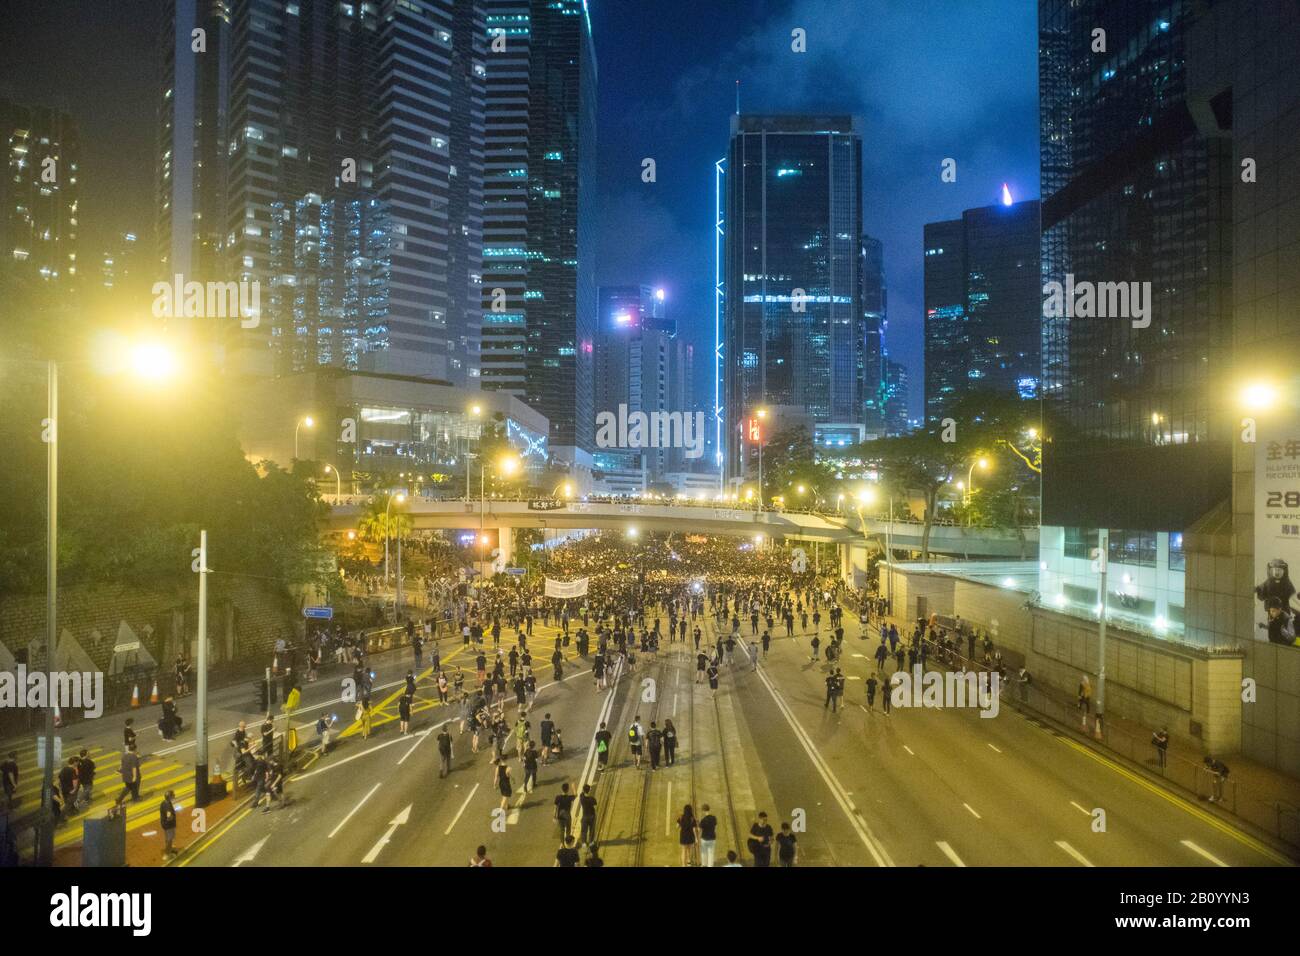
0, 0, 1040, 419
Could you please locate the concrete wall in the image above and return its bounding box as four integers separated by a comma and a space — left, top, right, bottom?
888, 566, 1245, 755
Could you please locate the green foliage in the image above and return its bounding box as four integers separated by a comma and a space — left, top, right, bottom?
0, 355, 329, 597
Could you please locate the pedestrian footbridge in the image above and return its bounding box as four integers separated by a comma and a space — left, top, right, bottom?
322, 497, 1037, 560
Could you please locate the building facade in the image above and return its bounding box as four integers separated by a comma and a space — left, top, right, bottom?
722, 114, 864, 483
860, 234, 887, 436
213, 0, 486, 381
0, 97, 80, 291
923, 198, 1041, 424
480, 0, 597, 453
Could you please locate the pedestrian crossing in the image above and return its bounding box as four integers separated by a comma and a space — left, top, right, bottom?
340, 626, 589, 740
4, 740, 197, 851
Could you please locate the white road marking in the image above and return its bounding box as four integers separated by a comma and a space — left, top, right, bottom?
1055, 840, 1095, 867
444, 783, 480, 835
507, 789, 526, 825
397, 728, 433, 765
752, 665, 894, 866
232, 835, 269, 867
963, 803, 981, 820
1069, 801, 1091, 817
1181, 839, 1229, 867
936, 841, 966, 866
329, 782, 382, 839
362, 804, 412, 863
987, 743, 1002, 754
902, 745, 915, 756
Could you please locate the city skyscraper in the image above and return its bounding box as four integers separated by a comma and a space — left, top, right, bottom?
480, 0, 597, 453
214, 0, 485, 381
0, 97, 79, 290
595, 285, 692, 484
860, 234, 887, 435
722, 113, 864, 482
923, 198, 1041, 423
1036, 0, 1300, 775
156, 0, 229, 291
883, 357, 909, 437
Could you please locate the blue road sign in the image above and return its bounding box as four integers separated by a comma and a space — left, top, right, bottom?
303, 606, 334, 620
506, 567, 527, 575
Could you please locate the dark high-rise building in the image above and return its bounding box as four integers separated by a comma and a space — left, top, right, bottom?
1036, 0, 1300, 775
594, 285, 691, 482
156, 0, 229, 290
1037, 0, 1235, 638
883, 358, 909, 437
0, 97, 79, 290
860, 234, 887, 435
218, 0, 485, 381
722, 114, 864, 482
923, 198, 1041, 423
480, 0, 597, 453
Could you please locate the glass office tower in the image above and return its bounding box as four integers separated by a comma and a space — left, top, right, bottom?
722, 114, 863, 482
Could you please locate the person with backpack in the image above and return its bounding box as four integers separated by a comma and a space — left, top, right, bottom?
627, 716, 645, 769
594, 722, 612, 773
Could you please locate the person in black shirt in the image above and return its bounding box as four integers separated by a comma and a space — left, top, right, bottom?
260, 714, 275, 754
554, 782, 576, 839
647, 722, 662, 771
748, 812, 774, 867
57, 757, 79, 811
662, 719, 678, 766
698, 804, 718, 867
577, 784, 598, 846
437, 727, 453, 778
775, 822, 798, 867
123, 718, 137, 751
555, 835, 580, 867
594, 722, 612, 773
2, 751, 19, 809
160, 789, 179, 857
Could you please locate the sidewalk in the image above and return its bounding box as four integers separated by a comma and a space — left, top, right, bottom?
861, 605, 1300, 850
2, 629, 465, 864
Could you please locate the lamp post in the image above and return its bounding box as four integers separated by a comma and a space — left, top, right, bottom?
9, 342, 180, 864
195, 529, 211, 806
965, 456, 989, 505
466, 404, 483, 502
294, 415, 315, 461
384, 492, 406, 584
323, 464, 342, 498
480, 455, 518, 578
755, 407, 767, 512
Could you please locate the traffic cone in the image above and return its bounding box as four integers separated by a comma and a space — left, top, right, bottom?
149, 681, 159, 705
130, 684, 140, 708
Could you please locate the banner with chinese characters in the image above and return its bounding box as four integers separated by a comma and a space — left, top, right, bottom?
1253, 426, 1300, 647
544, 577, 589, 599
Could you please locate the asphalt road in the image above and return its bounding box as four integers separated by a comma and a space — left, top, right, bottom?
184, 610, 1293, 867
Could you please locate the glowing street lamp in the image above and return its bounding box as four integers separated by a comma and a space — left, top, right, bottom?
1241, 381, 1278, 411
14, 339, 182, 860
323, 463, 341, 497
294, 415, 315, 460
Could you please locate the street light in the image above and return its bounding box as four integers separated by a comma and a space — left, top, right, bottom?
323, 464, 341, 498
965, 456, 989, 505
13, 340, 182, 863
384, 491, 407, 584
627, 526, 639, 539
755, 407, 768, 512
294, 415, 315, 461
